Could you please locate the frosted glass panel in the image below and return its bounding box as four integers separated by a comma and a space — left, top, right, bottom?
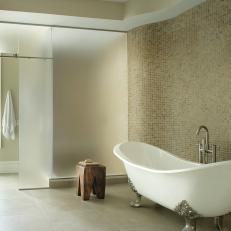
0, 24, 19, 54
18, 26, 52, 58
19, 59, 53, 189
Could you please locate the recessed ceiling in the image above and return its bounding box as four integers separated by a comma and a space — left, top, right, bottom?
74, 0, 127, 1
0, 0, 206, 31
89, 0, 127, 2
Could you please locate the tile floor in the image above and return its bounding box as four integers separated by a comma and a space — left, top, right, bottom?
0, 174, 230, 231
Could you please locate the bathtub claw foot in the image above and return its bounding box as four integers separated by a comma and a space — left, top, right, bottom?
182, 218, 197, 231
214, 216, 228, 231
175, 200, 200, 231
130, 195, 142, 208
128, 178, 142, 208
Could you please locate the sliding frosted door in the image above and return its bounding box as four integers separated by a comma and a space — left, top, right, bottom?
19, 59, 52, 189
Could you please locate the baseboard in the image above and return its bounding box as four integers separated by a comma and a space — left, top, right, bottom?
0, 161, 19, 173
106, 175, 128, 185
49, 177, 76, 188
49, 174, 128, 188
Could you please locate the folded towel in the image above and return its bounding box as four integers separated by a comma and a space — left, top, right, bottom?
78, 159, 99, 166
2, 90, 16, 140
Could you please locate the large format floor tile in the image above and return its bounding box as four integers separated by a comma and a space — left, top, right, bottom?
0, 174, 230, 231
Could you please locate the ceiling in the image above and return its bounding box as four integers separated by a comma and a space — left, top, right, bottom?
0, 0, 206, 31
103, 0, 128, 2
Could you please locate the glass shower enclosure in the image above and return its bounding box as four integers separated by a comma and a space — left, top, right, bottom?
19, 59, 53, 189
0, 23, 53, 189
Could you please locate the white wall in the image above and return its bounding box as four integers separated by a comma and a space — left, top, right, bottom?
0, 58, 19, 162
0, 23, 52, 57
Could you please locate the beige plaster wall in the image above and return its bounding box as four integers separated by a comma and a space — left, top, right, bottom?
0, 58, 19, 161
53, 32, 127, 177
128, 0, 231, 162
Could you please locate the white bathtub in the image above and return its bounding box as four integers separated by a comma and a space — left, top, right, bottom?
113, 142, 231, 218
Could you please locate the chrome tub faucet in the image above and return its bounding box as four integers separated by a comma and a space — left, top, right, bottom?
196, 126, 225, 230
196, 125, 217, 164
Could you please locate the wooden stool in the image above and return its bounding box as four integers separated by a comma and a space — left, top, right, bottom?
76, 163, 106, 201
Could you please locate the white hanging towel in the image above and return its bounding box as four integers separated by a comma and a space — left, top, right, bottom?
2, 90, 16, 140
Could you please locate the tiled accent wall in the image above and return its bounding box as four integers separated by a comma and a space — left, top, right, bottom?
128, 0, 231, 161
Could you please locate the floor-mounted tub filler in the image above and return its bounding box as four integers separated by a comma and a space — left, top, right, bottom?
113, 142, 231, 231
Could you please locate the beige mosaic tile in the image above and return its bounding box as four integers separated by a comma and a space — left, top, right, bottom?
128, 0, 231, 161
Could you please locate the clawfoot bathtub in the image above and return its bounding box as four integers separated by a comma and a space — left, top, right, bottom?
113, 142, 231, 231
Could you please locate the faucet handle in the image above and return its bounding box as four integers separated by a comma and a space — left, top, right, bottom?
210, 144, 220, 151
210, 144, 221, 163
211, 144, 217, 163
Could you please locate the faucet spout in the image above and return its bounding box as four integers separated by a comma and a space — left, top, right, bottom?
196, 125, 209, 147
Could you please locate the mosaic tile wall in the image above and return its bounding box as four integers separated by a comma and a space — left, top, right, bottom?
128, 0, 231, 161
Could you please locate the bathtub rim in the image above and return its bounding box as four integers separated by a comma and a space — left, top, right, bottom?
113, 142, 231, 174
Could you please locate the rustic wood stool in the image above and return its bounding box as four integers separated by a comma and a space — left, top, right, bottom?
76, 162, 106, 201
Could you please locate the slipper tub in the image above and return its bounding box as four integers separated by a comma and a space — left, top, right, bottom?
113, 142, 231, 231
